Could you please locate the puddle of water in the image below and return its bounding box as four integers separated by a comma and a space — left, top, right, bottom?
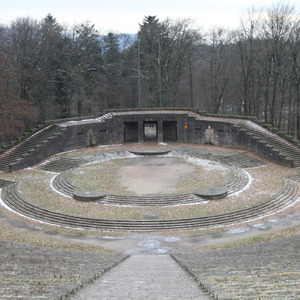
226, 227, 251, 234
126, 247, 173, 255
164, 236, 180, 242
287, 214, 300, 220
138, 239, 161, 248
252, 223, 271, 230
99, 236, 125, 240
269, 218, 280, 223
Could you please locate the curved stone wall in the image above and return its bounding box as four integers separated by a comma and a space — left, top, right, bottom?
1, 110, 300, 172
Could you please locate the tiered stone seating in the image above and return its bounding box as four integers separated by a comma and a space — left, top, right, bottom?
234, 121, 300, 167
39, 157, 89, 172
51, 164, 248, 205
104, 193, 203, 206
225, 168, 249, 194
0, 179, 15, 188
172, 234, 300, 299
52, 171, 79, 195
0, 125, 66, 173
52, 171, 206, 205
216, 152, 265, 169
180, 150, 265, 169
0, 238, 127, 299
1, 176, 298, 231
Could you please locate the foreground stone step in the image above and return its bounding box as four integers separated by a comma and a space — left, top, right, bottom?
71, 255, 209, 300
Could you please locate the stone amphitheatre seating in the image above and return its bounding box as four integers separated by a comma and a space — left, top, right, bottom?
48, 151, 251, 205
173, 234, 300, 299
0, 110, 300, 299
0, 125, 66, 172
0, 238, 127, 299
232, 121, 300, 167
1, 173, 299, 231
0, 110, 299, 232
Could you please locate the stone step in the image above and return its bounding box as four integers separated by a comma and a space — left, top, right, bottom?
0, 238, 127, 299
40, 157, 89, 172
71, 255, 209, 299
172, 234, 300, 300
1, 175, 298, 231
51, 167, 249, 206
0, 125, 66, 172
234, 122, 300, 167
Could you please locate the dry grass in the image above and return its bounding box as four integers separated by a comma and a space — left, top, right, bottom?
195, 224, 300, 252
0, 206, 114, 253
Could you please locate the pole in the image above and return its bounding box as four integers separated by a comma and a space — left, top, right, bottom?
158, 37, 162, 108
138, 37, 141, 108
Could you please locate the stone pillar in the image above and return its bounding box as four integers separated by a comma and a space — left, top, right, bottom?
157, 120, 163, 143
138, 120, 144, 143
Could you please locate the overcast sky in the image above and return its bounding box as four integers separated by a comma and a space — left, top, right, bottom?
0, 0, 298, 33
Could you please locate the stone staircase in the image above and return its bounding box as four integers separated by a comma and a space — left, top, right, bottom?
1, 175, 299, 231
39, 157, 89, 173
0, 179, 15, 188
233, 121, 300, 167
179, 150, 265, 169
0, 125, 66, 173
187, 111, 205, 121
96, 112, 113, 122
50, 165, 248, 206
172, 233, 300, 299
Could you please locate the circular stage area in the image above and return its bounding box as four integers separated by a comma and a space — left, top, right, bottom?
67, 154, 231, 196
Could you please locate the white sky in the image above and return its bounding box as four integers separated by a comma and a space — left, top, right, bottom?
0, 0, 298, 34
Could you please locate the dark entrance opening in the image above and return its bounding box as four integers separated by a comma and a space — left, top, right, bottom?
124, 122, 138, 143
143, 121, 158, 142
163, 121, 177, 142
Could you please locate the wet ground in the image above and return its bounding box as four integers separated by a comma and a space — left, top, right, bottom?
117, 156, 196, 194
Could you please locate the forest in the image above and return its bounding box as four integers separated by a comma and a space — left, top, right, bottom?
0, 2, 300, 145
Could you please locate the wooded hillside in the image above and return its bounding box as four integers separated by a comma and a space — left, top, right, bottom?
0, 3, 299, 145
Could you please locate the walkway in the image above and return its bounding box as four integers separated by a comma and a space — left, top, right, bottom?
71, 254, 209, 300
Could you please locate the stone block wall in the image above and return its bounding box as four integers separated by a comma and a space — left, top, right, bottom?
3, 110, 299, 172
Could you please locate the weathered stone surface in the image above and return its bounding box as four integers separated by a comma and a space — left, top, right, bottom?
173, 234, 300, 299
129, 150, 171, 156
73, 189, 107, 202
1, 110, 299, 173
194, 186, 228, 200
0, 239, 127, 299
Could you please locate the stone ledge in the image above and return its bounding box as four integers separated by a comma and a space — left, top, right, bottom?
73, 189, 107, 202
194, 186, 228, 200
129, 150, 171, 156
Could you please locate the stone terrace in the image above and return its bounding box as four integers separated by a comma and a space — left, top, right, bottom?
0, 238, 127, 299
173, 234, 300, 299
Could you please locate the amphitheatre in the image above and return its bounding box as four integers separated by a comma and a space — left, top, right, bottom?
0, 109, 300, 299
